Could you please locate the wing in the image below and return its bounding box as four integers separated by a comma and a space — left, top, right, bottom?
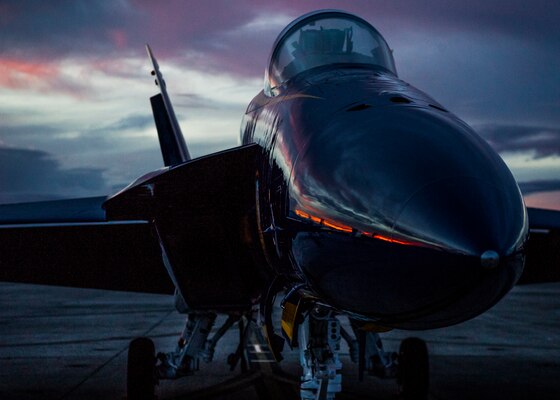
518, 207, 560, 284
0, 144, 264, 306
0, 47, 263, 302
0, 196, 173, 294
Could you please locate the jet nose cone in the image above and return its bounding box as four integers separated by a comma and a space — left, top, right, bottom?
481, 250, 500, 269
289, 105, 528, 328
394, 176, 526, 257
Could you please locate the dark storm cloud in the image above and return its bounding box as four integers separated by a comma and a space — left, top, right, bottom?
175, 93, 220, 109
0, 146, 107, 202
0, 124, 60, 138
1, 1, 559, 204
1, 1, 557, 77
477, 124, 560, 158
0, 113, 153, 151
174, 93, 245, 111
0, 1, 134, 57
92, 114, 153, 133
359, 1, 559, 43
2, 113, 151, 136
518, 180, 560, 195
0, 0, 260, 62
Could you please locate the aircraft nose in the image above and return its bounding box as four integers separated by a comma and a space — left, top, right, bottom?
393, 176, 525, 257
289, 105, 528, 328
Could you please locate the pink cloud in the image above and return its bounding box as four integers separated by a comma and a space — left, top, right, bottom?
0, 58, 59, 90
0, 57, 90, 99
525, 191, 560, 211
109, 29, 128, 49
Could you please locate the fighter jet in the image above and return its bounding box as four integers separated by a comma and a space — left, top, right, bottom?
1, 9, 559, 400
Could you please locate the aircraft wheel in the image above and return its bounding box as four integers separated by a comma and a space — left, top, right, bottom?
127, 337, 156, 400
398, 337, 429, 400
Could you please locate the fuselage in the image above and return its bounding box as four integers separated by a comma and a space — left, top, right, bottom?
240, 11, 527, 329
105, 10, 528, 331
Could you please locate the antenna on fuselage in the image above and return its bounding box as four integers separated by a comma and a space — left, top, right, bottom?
146, 44, 191, 166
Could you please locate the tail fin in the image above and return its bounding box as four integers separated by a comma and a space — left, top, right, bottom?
146, 44, 191, 166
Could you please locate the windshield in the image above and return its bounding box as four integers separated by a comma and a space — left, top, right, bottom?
266, 11, 396, 94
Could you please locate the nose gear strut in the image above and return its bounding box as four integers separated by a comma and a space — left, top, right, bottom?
298, 308, 342, 400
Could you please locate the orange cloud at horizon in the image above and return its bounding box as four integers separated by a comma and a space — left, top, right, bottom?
0, 58, 59, 90
524, 191, 560, 211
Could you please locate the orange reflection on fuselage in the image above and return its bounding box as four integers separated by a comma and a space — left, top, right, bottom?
295, 209, 419, 246
296, 210, 352, 232
372, 234, 415, 246
295, 209, 323, 224
322, 220, 353, 233
295, 209, 351, 233
310, 215, 322, 224
295, 209, 310, 219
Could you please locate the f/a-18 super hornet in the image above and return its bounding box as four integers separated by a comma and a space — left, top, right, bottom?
1, 9, 559, 400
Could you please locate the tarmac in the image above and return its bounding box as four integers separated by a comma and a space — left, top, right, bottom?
1, 281, 559, 400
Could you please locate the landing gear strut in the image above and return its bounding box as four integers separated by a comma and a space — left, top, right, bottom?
295, 307, 430, 400
127, 312, 233, 399
298, 308, 342, 400
157, 312, 217, 378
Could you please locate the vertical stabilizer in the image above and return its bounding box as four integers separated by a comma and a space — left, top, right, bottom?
146, 44, 191, 166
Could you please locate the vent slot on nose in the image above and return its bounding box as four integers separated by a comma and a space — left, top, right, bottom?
347, 103, 372, 112
390, 96, 411, 104
429, 104, 448, 112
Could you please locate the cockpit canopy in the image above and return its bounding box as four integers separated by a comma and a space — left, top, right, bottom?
265, 10, 396, 95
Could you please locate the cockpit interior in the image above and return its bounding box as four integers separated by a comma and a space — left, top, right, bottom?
265, 11, 396, 95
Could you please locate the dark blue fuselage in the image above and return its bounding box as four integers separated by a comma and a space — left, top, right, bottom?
242, 65, 527, 329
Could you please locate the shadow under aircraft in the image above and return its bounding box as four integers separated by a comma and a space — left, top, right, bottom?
1, 9, 559, 400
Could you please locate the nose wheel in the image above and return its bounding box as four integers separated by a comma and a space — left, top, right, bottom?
397, 337, 429, 400
127, 337, 157, 400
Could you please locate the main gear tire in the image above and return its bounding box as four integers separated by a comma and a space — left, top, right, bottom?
398, 337, 429, 400
127, 337, 156, 400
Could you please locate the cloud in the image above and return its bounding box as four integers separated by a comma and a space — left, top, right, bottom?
0, 58, 90, 97
0, 113, 153, 150
0, 1, 135, 58
477, 124, 560, 158
0, 146, 108, 203
518, 180, 560, 195
2, 1, 554, 72
0, 1, 558, 208
93, 113, 154, 133
0, 0, 558, 87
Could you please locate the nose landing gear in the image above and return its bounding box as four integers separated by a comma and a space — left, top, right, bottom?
298, 309, 342, 400
296, 308, 429, 400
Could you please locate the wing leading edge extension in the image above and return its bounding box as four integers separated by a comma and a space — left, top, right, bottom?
519, 207, 560, 284
0, 144, 263, 303
104, 143, 265, 310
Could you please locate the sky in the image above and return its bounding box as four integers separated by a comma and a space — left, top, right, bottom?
0, 0, 559, 209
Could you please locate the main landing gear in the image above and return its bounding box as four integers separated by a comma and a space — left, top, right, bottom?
126, 311, 240, 400
398, 337, 429, 400
126, 308, 429, 400
127, 337, 157, 400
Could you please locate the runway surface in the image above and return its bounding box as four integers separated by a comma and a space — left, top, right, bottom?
1, 282, 559, 399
